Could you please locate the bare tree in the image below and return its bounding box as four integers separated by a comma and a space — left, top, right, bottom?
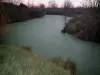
81, 0, 98, 8
0, 1, 11, 35
48, 0, 58, 8
79, 0, 100, 42
98, 0, 100, 7
1, 0, 22, 4
27, 0, 34, 7
63, 0, 73, 27
63, 0, 74, 8
39, 4, 45, 8
61, 0, 74, 33
0, 0, 10, 24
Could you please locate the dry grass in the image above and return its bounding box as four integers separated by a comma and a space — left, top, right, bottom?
52, 56, 77, 75
0, 45, 69, 75
21, 46, 32, 52
52, 56, 65, 67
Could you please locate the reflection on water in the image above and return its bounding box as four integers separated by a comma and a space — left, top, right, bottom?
2, 15, 100, 75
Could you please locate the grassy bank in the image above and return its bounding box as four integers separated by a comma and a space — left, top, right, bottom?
0, 45, 69, 75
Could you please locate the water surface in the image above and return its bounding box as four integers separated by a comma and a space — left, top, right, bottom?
6, 15, 100, 75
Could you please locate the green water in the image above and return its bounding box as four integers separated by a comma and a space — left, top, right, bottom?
5, 15, 100, 75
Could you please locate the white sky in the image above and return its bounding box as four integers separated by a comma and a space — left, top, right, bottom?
23, 0, 82, 7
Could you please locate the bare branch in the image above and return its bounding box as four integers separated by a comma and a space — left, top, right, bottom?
48, 0, 58, 8
81, 0, 98, 8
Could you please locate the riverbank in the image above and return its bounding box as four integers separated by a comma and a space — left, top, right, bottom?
0, 2, 45, 35
1, 2, 45, 23
0, 45, 69, 75
62, 13, 100, 44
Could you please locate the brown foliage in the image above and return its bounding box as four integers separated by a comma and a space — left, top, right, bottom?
52, 57, 77, 75
52, 56, 65, 67
64, 58, 76, 75
21, 46, 32, 52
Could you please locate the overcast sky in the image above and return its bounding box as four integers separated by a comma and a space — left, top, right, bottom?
23, 0, 82, 7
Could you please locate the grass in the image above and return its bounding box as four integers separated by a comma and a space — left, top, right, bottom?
0, 45, 69, 75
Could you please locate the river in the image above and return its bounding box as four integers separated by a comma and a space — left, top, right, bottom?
3, 15, 100, 75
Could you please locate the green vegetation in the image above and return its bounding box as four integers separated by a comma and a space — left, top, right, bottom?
0, 45, 69, 75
